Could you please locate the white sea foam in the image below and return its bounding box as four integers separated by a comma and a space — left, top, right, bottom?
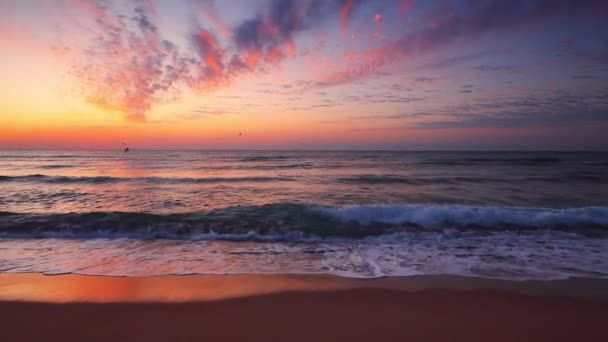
1, 230, 607, 280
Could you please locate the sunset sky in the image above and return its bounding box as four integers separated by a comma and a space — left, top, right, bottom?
1, 0, 607, 150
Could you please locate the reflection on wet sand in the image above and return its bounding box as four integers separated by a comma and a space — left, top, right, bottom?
0, 273, 355, 302
1, 273, 608, 303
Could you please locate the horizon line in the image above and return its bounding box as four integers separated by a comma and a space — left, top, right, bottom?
0, 148, 607, 153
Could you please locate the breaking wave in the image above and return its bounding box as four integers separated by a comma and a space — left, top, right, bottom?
0, 204, 606, 241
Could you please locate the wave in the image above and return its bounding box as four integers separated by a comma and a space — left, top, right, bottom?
195, 163, 315, 171
0, 174, 294, 184
337, 175, 477, 185
239, 156, 292, 162
338, 174, 608, 184
37, 165, 76, 169
463, 157, 562, 163
419, 157, 566, 166
1, 204, 606, 241
317, 205, 608, 227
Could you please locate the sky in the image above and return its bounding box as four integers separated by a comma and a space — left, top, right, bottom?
0, 0, 607, 150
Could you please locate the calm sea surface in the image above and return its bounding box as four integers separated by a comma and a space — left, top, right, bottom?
1, 150, 607, 279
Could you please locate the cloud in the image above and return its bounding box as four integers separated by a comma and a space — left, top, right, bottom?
474, 64, 520, 73
413, 110, 606, 129
316, 0, 606, 89
348, 125, 409, 132
232, 0, 368, 69
182, 106, 237, 120
416, 49, 509, 70
192, 0, 232, 40
71, 0, 193, 122
415, 89, 608, 128
414, 77, 433, 83
190, 27, 227, 87
68, 0, 369, 121
344, 93, 426, 104
340, 0, 354, 35
63, 0, 607, 122
69, 0, 358, 121
65, 0, 430, 120
400, 0, 416, 16
571, 74, 595, 80
352, 112, 433, 120
232, 0, 309, 63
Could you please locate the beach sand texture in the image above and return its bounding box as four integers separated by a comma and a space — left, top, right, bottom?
1, 274, 607, 341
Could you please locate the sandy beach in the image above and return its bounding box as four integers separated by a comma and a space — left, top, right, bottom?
1, 274, 607, 341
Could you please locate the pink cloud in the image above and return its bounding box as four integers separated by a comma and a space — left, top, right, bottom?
401, 0, 416, 16
193, 28, 225, 77
340, 0, 354, 36
303, 0, 603, 92
70, 0, 191, 122
195, 0, 232, 40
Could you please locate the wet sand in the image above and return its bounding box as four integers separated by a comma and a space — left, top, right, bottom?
1, 274, 607, 341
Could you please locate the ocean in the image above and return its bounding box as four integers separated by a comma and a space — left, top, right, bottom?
0, 150, 607, 279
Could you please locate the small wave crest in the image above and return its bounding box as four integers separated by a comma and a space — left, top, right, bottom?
37, 165, 76, 169
338, 174, 608, 184
195, 163, 315, 171
338, 175, 477, 185
421, 157, 563, 165
239, 156, 292, 162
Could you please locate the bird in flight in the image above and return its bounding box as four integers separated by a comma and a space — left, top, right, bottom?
239, 132, 242, 137
124, 147, 130, 153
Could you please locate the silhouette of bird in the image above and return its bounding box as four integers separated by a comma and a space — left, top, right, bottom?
239, 132, 242, 137
124, 147, 130, 153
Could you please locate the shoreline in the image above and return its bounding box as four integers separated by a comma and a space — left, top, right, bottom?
1, 273, 607, 341
1, 272, 608, 302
